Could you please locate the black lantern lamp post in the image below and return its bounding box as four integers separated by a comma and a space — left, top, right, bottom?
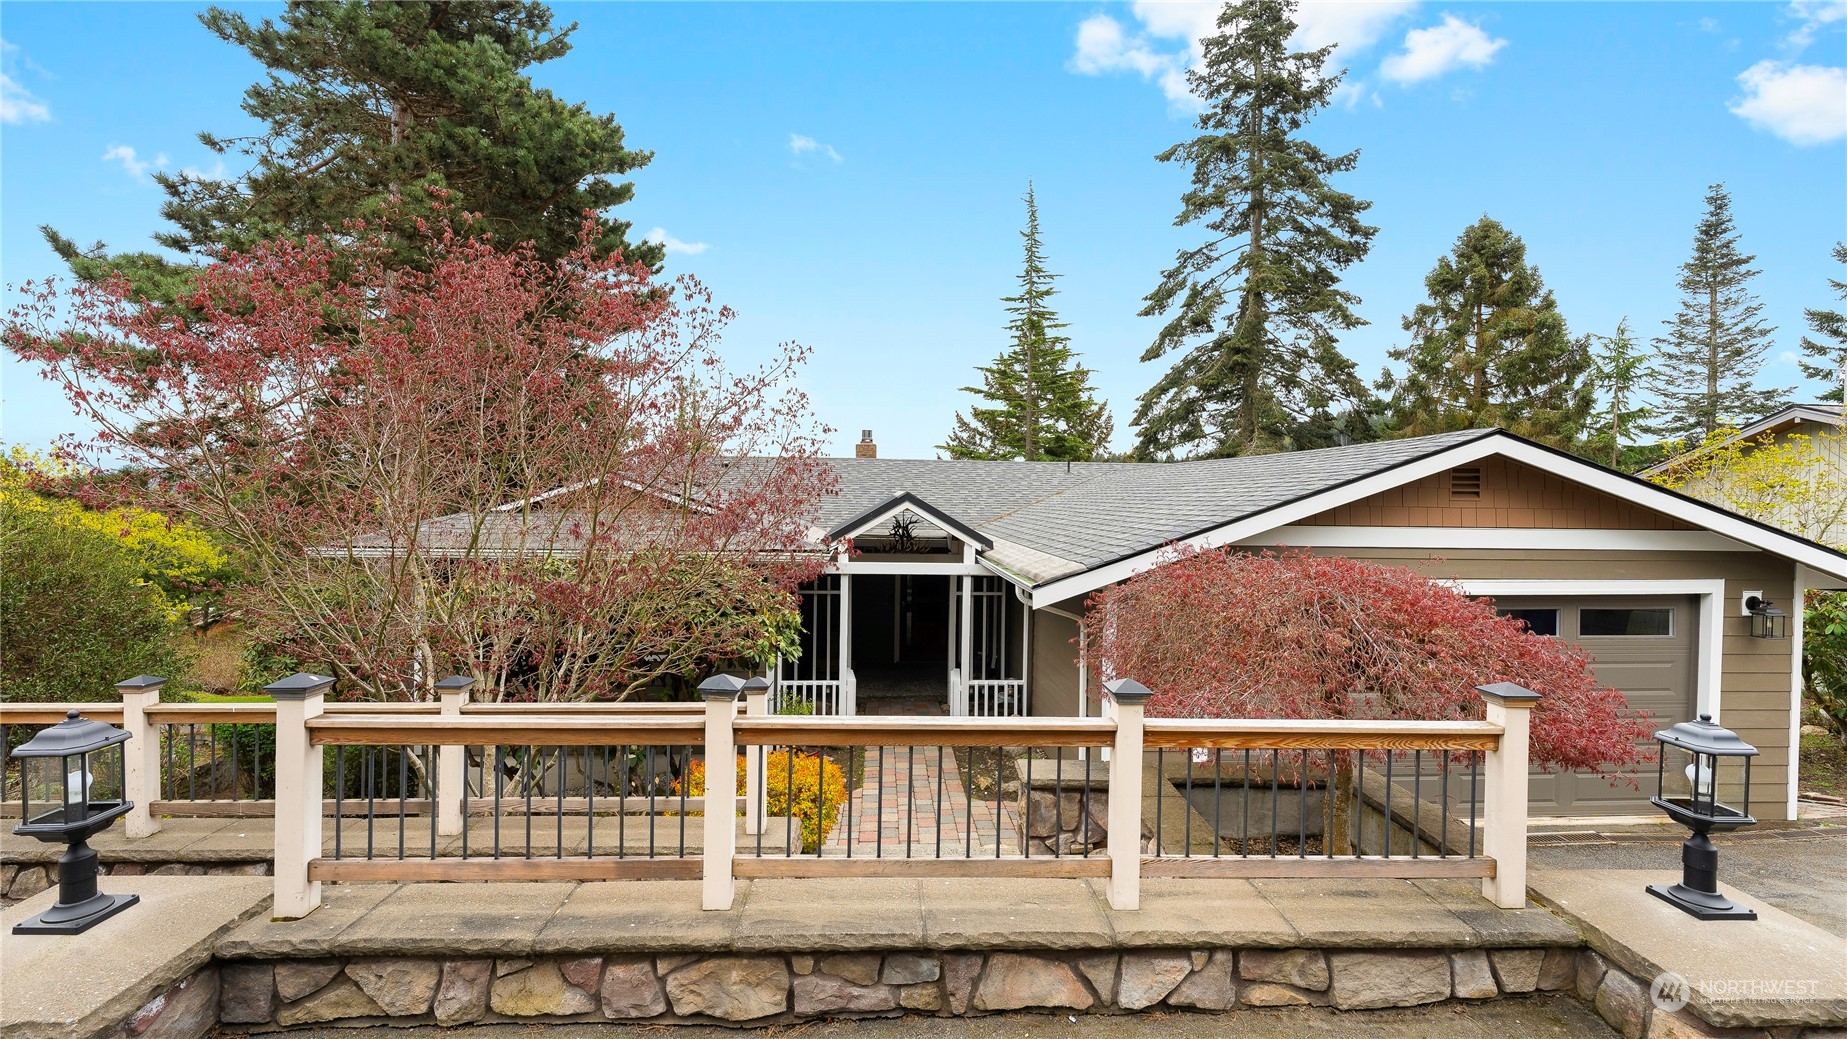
10, 710, 140, 934
1646, 714, 1758, 921
1743, 595, 1788, 640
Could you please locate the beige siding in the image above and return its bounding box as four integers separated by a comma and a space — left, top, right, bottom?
1030, 610, 1082, 718
1305, 456, 1697, 530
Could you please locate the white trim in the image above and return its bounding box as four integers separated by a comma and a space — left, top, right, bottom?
1236, 526, 1749, 553
1790, 566, 1816, 820
1029, 433, 1847, 608
1455, 579, 1725, 723
834, 561, 990, 576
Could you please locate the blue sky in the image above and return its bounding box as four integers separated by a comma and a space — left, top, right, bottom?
3, 1, 1844, 459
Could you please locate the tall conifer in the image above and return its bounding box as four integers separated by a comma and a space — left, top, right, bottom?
1383, 216, 1593, 449
1643, 184, 1786, 441
942, 185, 1113, 461
1133, 0, 1376, 459
1799, 242, 1847, 404
1584, 318, 1654, 468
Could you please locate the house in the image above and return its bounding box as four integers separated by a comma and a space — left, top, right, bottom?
1639, 402, 1846, 546
786, 428, 1847, 823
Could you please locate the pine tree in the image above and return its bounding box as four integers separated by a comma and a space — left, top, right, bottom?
1133, 0, 1376, 459
43, 1, 659, 300
1643, 183, 1787, 441
1799, 242, 1847, 404
1584, 318, 1654, 469
942, 184, 1113, 461
1382, 216, 1594, 449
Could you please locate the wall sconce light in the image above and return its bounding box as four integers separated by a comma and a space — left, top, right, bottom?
1743, 595, 1787, 640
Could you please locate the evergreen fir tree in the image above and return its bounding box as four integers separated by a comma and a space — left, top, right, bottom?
1382, 216, 1593, 449
942, 184, 1113, 461
43, 0, 659, 300
1799, 242, 1847, 404
1643, 183, 1787, 441
1133, 0, 1377, 459
1584, 318, 1654, 469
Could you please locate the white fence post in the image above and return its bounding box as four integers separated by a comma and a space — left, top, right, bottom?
1103, 678, 1152, 911
435, 675, 474, 837
742, 676, 769, 836
115, 674, 167, 839
1478, 682, 1541, 910
699, 675, 742, 910
270, 672, 332, 920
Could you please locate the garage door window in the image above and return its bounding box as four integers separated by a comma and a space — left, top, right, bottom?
1579, 607, 1674, 637
1498, 608, 1560, 637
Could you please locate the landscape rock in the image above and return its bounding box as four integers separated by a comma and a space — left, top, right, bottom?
600, 957, 667, 1019
1450, 951, 1498, 1000
1538, 948, 1577, 992
1167, 949, 1237, 1010
1116, 952, 1192, 1010
795, 972, 899, 1014
1241, 982, 1313, 1007
1190, 951, 1209, 970
148, 864, 206, 876
205, 862, 270, 876
973, 953, 1094, 1012
7, 866, 49, 900
433, 960, 492, 1026
656, 954, 700, 974
490, 961, 598, 1017
944, 954, 984, 1015
1328, 951, 1451, 1010
1577, 950, 1612, 1003
665, 956, 790, 1021
791, 954, 815, 975
560, 956, 603, 994
496, 958, 533, 977
1240, 949, 1328, 991
819, 953, 884, 986
1489, 949, 1547, 994
346, 958, 441, 1016
882, 953, 940, 985
1595, 969, 1649, 1039
134, 969, 220, 1039
274, 961, 343, 1003
277, 976, 385, 1026
218, 963, 276, 1024
899, 983, 943, 1011
1076, 953, 1119, 1006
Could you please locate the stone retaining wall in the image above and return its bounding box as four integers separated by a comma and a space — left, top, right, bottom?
209, 945, 1586, 1031
1, 861, 270, 906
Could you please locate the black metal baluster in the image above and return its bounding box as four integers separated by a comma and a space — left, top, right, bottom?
965, 748, 975, 859
785, 747, 795, 858
843, 746, 854, 858
1325, 751, 1335, 860
1468, 752, 1478, 858
1298, 750, 1308, 858
755, 744, 764, 859
1412, 750, 1422, 859
493, 747, 503, 860
1081, 747, 1092, 853
587, 746, 596, 859
994, 744, 1002, 859
334, 745, 345, 859
1154, 748, 1165, 857
365, 748, 376, 860
1269, 749, 1280, 858
188, 724, 197, 801
1439, 754, 1450, 858
1183, 749, 1194, 857
1383, 751, 1394, 858
164, 725, 174, 801
906, 745, 915, 858
1212, 750, 1223, 858
525, 744, 535, 859
398, 746, 408, 859
1053, 747, 1063, 859
815, 747, 828, 860
875, 745, 885, 859
1023, 751, 1032, 859
228, 724, 238, 802
1241, 749, 1251, 856
557, 747, 566, 860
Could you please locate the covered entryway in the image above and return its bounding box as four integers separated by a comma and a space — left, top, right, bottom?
1491, 595, 1699, 816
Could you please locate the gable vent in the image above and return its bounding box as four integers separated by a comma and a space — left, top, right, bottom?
1448, 466, 1483, 500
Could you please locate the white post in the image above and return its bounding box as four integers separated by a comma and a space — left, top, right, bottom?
1019, 594, 1033, 715
959, 575, 974, 715
946, 575, 957, 704
742, 676, 769, 836
270, 672, 333, 921
699, 675, 742, 910
115, 674, 168, 839
434, 675, 473, 837
840, 572, 854, 717
1103, 678, 1151, 911
1478, 682, 1541, 909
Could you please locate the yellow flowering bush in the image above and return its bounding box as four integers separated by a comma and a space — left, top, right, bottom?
678, 750, 848, 853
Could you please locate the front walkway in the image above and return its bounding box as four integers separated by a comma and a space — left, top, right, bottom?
822, 745, 1024, 857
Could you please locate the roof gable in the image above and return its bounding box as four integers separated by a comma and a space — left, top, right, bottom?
826, 492, 993, 549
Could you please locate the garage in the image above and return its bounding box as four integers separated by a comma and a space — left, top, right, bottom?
1489, 595, 1699, 816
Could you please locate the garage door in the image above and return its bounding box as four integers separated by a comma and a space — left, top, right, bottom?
1490, 595, 1698, 816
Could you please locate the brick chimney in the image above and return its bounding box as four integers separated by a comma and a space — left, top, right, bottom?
855, 429, 877, 459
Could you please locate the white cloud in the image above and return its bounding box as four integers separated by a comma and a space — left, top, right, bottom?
103, 144, 167, 181
1293, 1, 1420, 55
1729, 60, 1847, 145
1381, 15, 1507, 84
788, 133, 843, 163
1785, 0, 1846, 49
1, 38, 50, 125
644, 227, 709, 256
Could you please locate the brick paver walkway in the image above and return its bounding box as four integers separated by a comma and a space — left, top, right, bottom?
821, 745, 1023, 857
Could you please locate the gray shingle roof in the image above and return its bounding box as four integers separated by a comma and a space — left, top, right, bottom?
825, 430, 1496, 582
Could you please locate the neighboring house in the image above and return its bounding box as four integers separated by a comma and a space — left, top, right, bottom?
790, 428, 1847, 823
1640, 403, 1847, 546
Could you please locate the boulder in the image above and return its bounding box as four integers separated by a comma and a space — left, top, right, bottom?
560, 956, 603, 994
1328, 951, 1451, 1010
1167, 949, 1237, 1010
1538, 948, 1577, 992
665, 956, 790, 1021
1489, 949, 1546, 994
490, 961, 598, 1017
274, 961, 343, 1003
600, 957, 667, 1019
1117, 952, 1193, 1010
277, 976, 385, 1026
6, 866, 49, 900
134, 969, 220, 1039
1450, 951, 1498, 1000
794, 972, 899, 1014
1241, 982, 1313, 1007
218, 963, 275, 1025
882, 953, 940, 985
899, 983, 943, 1011
1595, 969, 1649, 1039
972, 953, 1094, 1012
1076, 953, 1119, 1006
818, 953, 883, 986
434, 960, 492, 1026
944, 953, 984, 1015
1240, 949, 1329, 991
1576, 950, 1612, 1003
345, 958, 441, 1016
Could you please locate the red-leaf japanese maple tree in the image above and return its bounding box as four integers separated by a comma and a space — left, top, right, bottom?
1082, 547, 1652, 776
7, 219, 836, 701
